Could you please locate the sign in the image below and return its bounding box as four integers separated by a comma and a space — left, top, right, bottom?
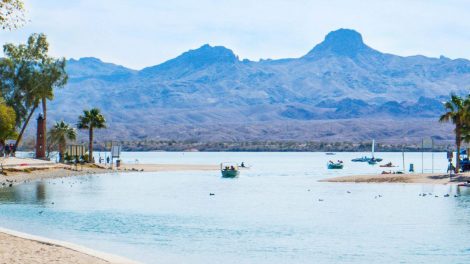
111, 145, 121, 158
5, 140, 16, 145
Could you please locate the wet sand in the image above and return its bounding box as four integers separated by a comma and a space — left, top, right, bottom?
0, 228, 137, 264
320, 172, 470, 184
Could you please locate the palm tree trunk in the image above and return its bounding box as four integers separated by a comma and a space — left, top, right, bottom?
15, 105, 38, 150
89, 127, 93, 163
456, 130, 461, 174
0, 139, 5, 157
42, 98, 47, 153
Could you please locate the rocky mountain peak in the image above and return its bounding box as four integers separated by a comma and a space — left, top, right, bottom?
304, 28, 373, 58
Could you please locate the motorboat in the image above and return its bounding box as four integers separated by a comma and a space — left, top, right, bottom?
221, 162, 240, 178
328, 160, 344, 169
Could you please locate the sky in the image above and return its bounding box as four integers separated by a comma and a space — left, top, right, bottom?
1, 0, 469, 69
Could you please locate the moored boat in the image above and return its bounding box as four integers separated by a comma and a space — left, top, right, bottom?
328, 160, 344, 169
352, 157, 370, 162
352, 140, 382, 163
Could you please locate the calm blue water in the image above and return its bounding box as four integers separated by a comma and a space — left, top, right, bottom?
1, 152, 470, 264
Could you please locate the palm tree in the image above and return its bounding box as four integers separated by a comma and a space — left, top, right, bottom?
77, 108, 106, 163
49, 121, 76, 163
38, 57, 68, 151
461, 98, 470, 150
439, 94, 470, 173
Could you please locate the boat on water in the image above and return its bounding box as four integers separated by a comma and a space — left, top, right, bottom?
221, 163, 240, 178
325, 152, 336, 155
352, 140, 382, 163
352, 157, 369, 162
328, 160, 344, 169
380, 162, 397, 168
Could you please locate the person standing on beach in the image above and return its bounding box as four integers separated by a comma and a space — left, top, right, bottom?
10, 143, 15, 157
4, 144, 10, 157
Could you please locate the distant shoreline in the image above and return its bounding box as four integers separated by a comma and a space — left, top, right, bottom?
17, 140, 455, 153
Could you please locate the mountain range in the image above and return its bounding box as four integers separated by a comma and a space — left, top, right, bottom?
45, 28, 468, 143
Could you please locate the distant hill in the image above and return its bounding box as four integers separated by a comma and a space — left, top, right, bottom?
46, 28, 466, 143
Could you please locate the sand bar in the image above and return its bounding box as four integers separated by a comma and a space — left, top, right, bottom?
320, 172, 470, 184
114, 163, 219, 172
0, 157, 218, 187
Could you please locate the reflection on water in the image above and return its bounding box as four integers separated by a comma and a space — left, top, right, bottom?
0, 182, 47, 204
0, 152, 470, 264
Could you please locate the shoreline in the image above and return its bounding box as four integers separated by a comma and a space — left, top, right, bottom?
0, 158, 219, 187
320, 172, 470, 184
0, 227, 138, 264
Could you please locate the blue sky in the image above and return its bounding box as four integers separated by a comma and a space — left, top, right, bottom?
1, 0, 469, 69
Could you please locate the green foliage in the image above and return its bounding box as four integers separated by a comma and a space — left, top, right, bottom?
439, 94, 470, 173
48, 121, 77, 162
0, 0, 25, 30
77, 108, 106, 162
0, 102, 17, 143
77, 108, 107, 130
0, 33, 68, 147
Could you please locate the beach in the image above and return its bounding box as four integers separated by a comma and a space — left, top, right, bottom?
0, 227, 137, 264
0, 157, 218, 187
320, 172, 470, 184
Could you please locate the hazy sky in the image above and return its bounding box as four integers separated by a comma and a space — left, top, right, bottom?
0, 0, 469, 69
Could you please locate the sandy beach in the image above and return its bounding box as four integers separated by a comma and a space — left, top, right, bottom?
114, 163, 219, 172
0, 227, 137, 264
320, 172, 470, 184
0, 157, 219, 187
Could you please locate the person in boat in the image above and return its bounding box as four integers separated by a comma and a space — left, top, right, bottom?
230, 166, 235, 171
241, 162, 245, 168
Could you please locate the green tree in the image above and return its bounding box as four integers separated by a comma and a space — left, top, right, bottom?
49, 121, 77, 163
0, 0, 25, 30
0, 33, 68, 150
439, 94, 470, 173
461, 97, 470, 147
0, 102, 17, 155
77, 108, 106, 163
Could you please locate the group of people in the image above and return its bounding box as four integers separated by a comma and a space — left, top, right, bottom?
224, 165, 236, 171
329, 160, 343, 164
1, 143, 16, 158
98, 156, 111, 164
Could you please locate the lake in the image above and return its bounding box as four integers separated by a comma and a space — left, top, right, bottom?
1, 152, 469, 263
